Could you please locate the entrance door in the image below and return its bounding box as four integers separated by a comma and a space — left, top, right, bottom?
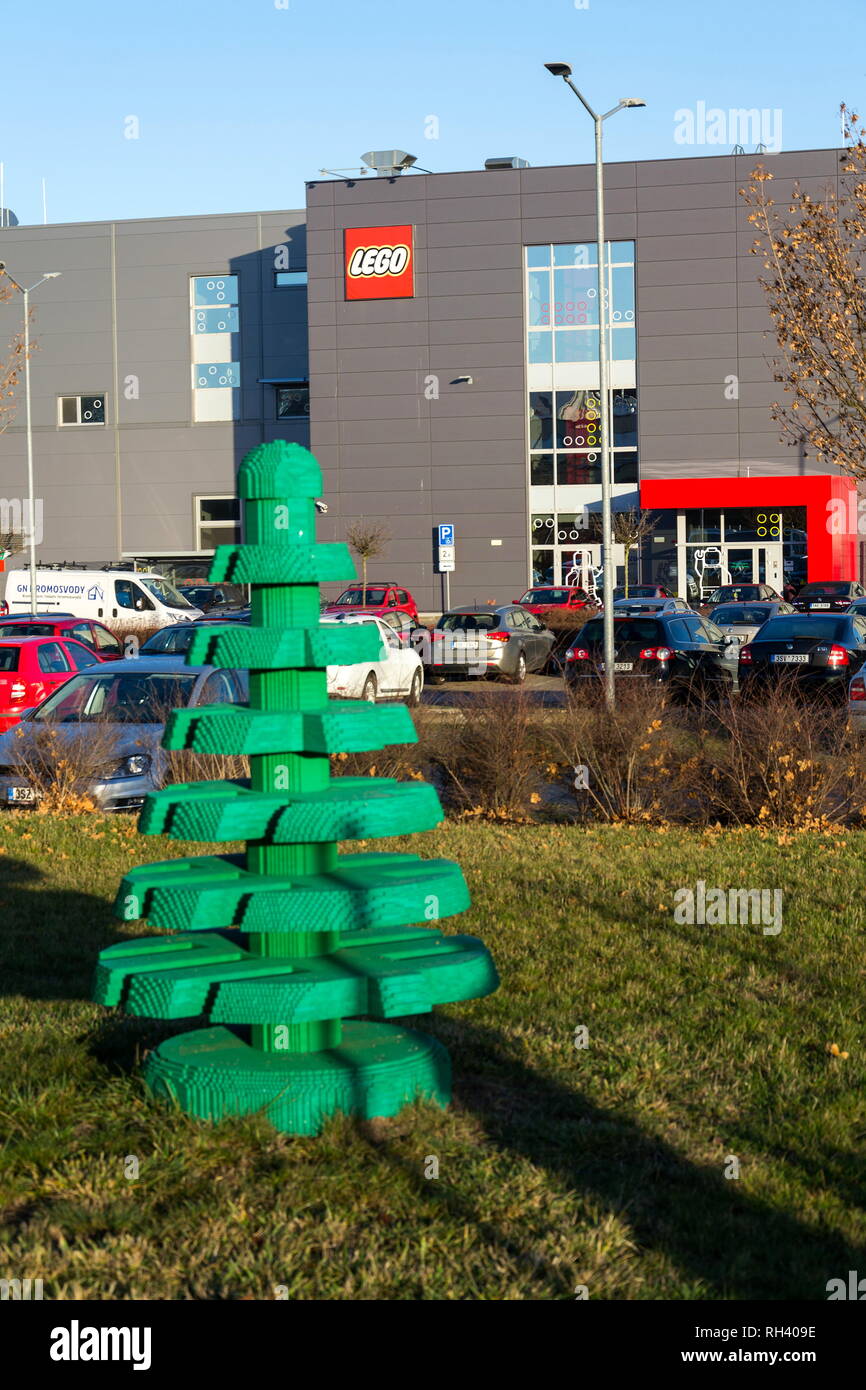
725, 545, 783, 593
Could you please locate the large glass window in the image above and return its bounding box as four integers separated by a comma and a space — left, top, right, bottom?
529, 389, 638, 488
524, 241, 636, 367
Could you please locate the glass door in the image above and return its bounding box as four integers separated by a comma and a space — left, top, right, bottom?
725, 545, 783, 591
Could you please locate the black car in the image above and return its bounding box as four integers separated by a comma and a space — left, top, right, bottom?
611, 584, 675, 600
738, 612, 866, 698
564, 612, 738, 696
792, 580, 865, 613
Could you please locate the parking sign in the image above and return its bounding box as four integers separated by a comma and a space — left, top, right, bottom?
437, 523, 454, 546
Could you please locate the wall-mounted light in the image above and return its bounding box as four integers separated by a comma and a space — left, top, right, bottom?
451, 375, 473, 385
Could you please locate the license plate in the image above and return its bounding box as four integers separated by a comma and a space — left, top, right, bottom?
771, 653, 809, 664
599, 662, 634, 672
810, 602, 830, 609
6, 786, 36, 803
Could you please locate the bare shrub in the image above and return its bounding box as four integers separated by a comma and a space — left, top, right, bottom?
546, 680, 692, 823
330, 704, 442, 784
9, 720, 133, 813
163, 749, 249, 786
429, 689, 548, 820
685, 688, 866, 827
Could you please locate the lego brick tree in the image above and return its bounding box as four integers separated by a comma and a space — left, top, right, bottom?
93, 441, 497, 1135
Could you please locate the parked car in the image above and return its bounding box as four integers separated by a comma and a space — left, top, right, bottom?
612, 584, 676, 601
429, 604, 554, 684
0, 636, 106, 732
565, 612, 739, 697
707, 600, 795, 645
847, 598, 866, 617
698, 583, 782, 615
611, 596, 691, 617
0, 615, 123, 660
322, 614, 423, 703
792, 581, 866, 613
140, 624, 199, 655
738, 613, 866, 699
0, 658, 247, 810
513, 586, 595, 615
323, 583, 419, 622
178, 585, 243, 613
847, 669, 866, 731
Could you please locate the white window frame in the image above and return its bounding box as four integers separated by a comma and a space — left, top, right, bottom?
194, 494, 241, 553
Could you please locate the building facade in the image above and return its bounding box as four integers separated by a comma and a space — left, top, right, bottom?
306, 147, 860, 609
0, 208, 309, 575
0, 148, 861, 606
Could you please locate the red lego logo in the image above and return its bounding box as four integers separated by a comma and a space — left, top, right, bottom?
344, 225, 414, 300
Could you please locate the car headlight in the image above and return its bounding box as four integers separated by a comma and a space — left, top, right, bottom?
123, 754, 151, 776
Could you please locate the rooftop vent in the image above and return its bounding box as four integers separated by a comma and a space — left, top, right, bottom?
360, 150, 417, 177
484, 156, 530, 170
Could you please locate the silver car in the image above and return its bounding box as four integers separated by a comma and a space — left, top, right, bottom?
0, 657, 246, 811
707, 600, 795, 647
428, 604, 554, 684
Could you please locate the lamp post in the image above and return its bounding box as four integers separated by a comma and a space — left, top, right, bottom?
0, 264, 62, 615
544, 65, 645, 707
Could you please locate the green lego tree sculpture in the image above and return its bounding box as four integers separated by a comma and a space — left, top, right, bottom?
94, 441, 498, 1135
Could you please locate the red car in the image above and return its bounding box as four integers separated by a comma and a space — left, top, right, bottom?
0, 615, 124, 659
323, 583, 419, 621
514, 586, 595, 615
0, 636, 106, 732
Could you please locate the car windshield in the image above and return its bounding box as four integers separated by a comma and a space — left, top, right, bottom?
799, 582, 850, 596
520, 588, 569, 603
613, 586, 660, 599
31, 671, 198, 723
712, 606, 773, 625
437, 612, 500, 632
335, 588, 388, 606
140, 627, 194, 654
755, 617, 847, 641
140, 577, 192, 609
581, 618, 664, 644
707, 586, 762, 603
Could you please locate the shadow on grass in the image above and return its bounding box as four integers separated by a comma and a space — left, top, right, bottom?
366, 1015, 866, 1301
0, 853, 134, 1002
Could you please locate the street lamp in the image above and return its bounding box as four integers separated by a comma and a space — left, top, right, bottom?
0, 263, 62, 615
544, 64, 645, 707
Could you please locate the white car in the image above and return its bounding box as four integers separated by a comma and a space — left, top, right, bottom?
323, 614, 424, 704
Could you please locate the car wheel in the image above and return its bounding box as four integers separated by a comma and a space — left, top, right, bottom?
361, 672, 377, 703
508, 650, 527, 685
408, 669, 423, 706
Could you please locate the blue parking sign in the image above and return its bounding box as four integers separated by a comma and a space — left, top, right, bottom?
438, 523, 454, 545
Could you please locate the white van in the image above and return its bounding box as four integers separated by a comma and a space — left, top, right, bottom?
4, 569, 203, 629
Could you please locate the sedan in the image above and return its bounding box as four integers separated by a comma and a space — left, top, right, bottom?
611, 596, 691, 617
0, 658, 246, 811
428, 605, 554, 684
738, 613, 866, 700
321, 615, 423, 704
0, 636, 105, 732
707, 600, 795, 646
611, 584, 676, 601
698, 582, 781, 615
793, 581, 866, 613
513, 586, 595, 615
565, 612, 738, 697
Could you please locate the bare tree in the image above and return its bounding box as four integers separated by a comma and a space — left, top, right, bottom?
0, 276, 29, 436
610, 509, 657, 596
344, 519, 390, 603
739, 106, 866, 478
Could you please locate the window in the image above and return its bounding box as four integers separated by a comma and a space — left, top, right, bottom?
59, 395, 105, 426
93, 626, 122, 656
275, 271, 308, 288
71, 623, 94, 647
66, 642, 100, 670
196, 496, 241, 552
114, 580, 153, 613
524, 240, 635, 367
38, 643, 70, 673
0, 648, 20, 671
276, 384, 310, 418
191, 275, 240, 423
200, 671, 237, 704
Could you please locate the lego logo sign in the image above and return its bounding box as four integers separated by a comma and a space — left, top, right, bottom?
344, 225, 414, 300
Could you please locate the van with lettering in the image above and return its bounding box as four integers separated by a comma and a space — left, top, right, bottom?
4, 569, 203, 630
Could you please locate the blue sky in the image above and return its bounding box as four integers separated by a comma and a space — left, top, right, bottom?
1, 0, 863, 225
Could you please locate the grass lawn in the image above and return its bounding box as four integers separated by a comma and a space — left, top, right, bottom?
1, 812, 865, 1300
